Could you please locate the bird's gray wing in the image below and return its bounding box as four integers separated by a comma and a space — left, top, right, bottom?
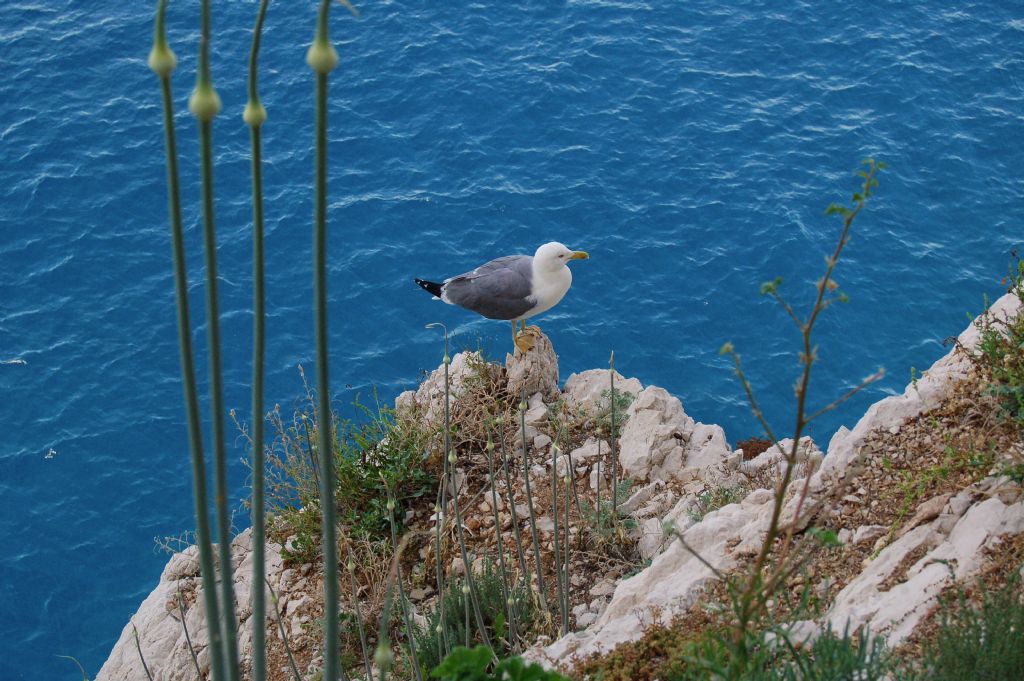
442, 255, 535, 320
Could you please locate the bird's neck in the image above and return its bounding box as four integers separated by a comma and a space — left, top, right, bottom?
531, 261, 571, 296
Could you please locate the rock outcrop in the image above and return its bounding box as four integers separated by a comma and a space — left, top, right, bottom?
530, 291, 1024, 666
99, 292, 1024, 680
97, 530, 285, 681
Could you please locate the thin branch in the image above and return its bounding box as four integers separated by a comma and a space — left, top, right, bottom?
804, 369, 885, 424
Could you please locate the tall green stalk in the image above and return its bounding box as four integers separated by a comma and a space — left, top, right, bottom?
245, 2, 270, 680
550, 442, 565, 634
485, 434, 517, 647
426, 323, 452, 658
345, 551, 375, 681
308, 2, 341, 678
609, 353, 618, 520
386, 493, 421, 681
188, 2, 241, 677
562, 472, 570, 633
519, 397, 548, 609
498, 419, 530, 584
148, 3, 226, 680
448, 443, 494, 652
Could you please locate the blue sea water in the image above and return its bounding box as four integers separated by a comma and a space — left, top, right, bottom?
0, 0, 1021, 677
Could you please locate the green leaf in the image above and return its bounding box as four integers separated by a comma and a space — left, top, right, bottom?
494, 612, 507, 640
431, 645, 492, 680
808, 527, 842, 547
759, 276, 782, 296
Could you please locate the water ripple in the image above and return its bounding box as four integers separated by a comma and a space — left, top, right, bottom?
0, 1, 1021, 678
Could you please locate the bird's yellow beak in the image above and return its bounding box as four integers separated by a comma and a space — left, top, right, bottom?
569, 251, 589, 260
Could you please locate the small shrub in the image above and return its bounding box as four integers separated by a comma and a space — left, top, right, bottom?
261, 384, 438, 551
912, 576, 1024, 680
414, 559, 535, 674
974, 257, 1024, 427
595, 388, 634, 440
669, 623, 893, 681
687, 484, 750, 523
430, 646, 570, 681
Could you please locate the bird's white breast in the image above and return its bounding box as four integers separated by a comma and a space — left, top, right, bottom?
524, 267, 572, 319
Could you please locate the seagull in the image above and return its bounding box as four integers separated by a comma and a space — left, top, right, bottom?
415, 242, 589, 353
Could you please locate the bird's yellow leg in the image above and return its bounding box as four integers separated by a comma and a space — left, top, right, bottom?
513, 319, 535, 353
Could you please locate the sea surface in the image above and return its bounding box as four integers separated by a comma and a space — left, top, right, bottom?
0, 1, 1021, 677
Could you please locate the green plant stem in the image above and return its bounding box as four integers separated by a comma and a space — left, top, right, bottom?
448, 448, 494, 652
301, 414, 322, 493
190, 3, 242, 677
436, 327, 452, 657
150, 2, 227, 680
176, 588, 203, 679
310, 2, 340, 679
246, 3, 270, 681
485, 436, 517, 647
266, 578, 303, 681
519, 396, 548, 610
346, 554, 375, 681
610, 353, 618, 520
499, 420, 530, 584
551, 443, 565, 635
728, 161, 883, 667
386, 495, 421, 681
563, 474, 570, 633
132, 622, 154, 681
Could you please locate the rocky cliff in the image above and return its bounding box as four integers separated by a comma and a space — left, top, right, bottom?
97, 291, 1023, 680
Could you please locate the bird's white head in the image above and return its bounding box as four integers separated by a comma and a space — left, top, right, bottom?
533, 242, 589, 272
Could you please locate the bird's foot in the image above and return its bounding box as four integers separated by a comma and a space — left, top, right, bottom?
514, 327, 541, 354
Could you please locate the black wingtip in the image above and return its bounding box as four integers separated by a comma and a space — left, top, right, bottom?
415, 278, 443, 298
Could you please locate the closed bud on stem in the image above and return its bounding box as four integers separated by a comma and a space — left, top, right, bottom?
486, 438, 494, 451
386, 499, 395, 511
147, 43, 177, 78
243, 100, 267, 128
461, 583, 470, 595
347, 559, 355, 573
373, 643, 394, 672
188, 84, 222, 122
443, 354, 450, 365
306, 39, 339, 74
448, 451, 457, 464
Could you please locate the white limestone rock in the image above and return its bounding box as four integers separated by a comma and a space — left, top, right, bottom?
97, 529, 284, 681
531, 493, 776, 664
617, 386, 693, 481
826, 498, 1024, 646
563, 368, 643, 412
617, 386, 731, 483
506, 331, 560, 400
568, 438, 608, 465
741, 437, 822, 478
